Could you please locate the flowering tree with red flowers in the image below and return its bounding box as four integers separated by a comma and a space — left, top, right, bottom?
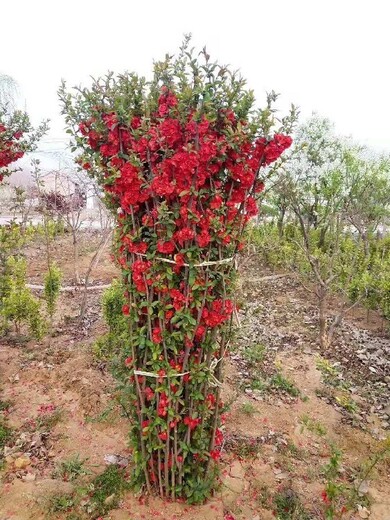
59, 39, 296, 502
0, 108, 47, 184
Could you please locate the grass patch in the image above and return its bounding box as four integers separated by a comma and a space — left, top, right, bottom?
89, 465, 130, 516
0, 399, 12, 412
47, 493, 75, 514
54, 454, 90, 481
270, 372, 300, 397
37, 407, 64, 431
273, 487, 311, 519
316, 356, 350, 390
335, 394, 358, 414
0, 422, 12, 448
241, 402, 257, 416
243, 343, 266, 366
282, 440, 307, 460
85, 402, 117, 424
224, 432, 262, 459
300, 414, 327, 436
250, 377, 268, 392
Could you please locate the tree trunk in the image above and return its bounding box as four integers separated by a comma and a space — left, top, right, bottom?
72, 229, 80, 284
79, 230, 112, 319
277, 207, 286, 238
318, 291, 329, 349
361, 231, 370, 257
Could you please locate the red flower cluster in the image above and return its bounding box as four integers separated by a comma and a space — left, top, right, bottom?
184, 416, 201, 430
157, 392, 169, 417
131, 260, 152, 293
78, 89, 292, 260
0, 123, 25, 180
202, 299, 234, 327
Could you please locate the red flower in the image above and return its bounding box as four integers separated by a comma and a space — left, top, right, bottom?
124, 356, 133, 367
210, 449, 221, 461
174, 227, 195, 246
157, 240, 175, 254
206, 393, 216, 408
152, 327, 162, 344
196, 230, 211, 248
263, 134, 293, 165
215, 428, 224, 446
144, 387, 154, 401
122, 304, 130, 315
128, 241, 148, 254
158, 431, 168, 441
184, 416, 201, 430
210, 195, 223, 209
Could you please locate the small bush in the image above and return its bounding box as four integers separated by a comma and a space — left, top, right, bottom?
93, 280, 129, 360
1, 257, 45, 339
89, 465, 130, 516
44, 263, 62, 319
55, 454, 89, 481
270, 372, 300, 397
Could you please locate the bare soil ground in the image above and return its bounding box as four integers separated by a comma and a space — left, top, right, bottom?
0, 235, 389, 520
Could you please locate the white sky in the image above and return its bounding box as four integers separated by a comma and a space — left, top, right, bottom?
2, 0, 389, 167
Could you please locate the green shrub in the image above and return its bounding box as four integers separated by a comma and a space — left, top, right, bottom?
44, 263, 62, 319
93, 279, 129, 360
1, 257, 45, 339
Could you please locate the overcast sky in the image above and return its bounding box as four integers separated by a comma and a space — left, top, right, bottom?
2, 0, 389, 167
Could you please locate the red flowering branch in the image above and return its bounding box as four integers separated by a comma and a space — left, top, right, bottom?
0, 108, 48, 183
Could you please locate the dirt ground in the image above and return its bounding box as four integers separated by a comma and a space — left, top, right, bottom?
0, 234, 389, 520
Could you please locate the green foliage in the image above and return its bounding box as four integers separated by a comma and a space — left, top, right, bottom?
1, 257, 45, 339
47, 493, 75, 514
269, 372, 300, 397
299, 414, 327, 436
93, 279, 129, 361
322, 445, 345, 520
89, 465, 130, 515
241, 402, 257, 416
0, 222, 35, 298
335, 394, 358, 414
102, 279, 127, 334
44, 263, 62, 319
243, 343, 266, 366
250, 221, 390, 329
36, 407, 64, 431
55, 454, 90, 481
35, 218, 66, 238
273, 487, 311, 519
0, 421, 12, 450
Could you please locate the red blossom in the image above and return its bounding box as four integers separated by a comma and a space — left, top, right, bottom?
152, 327, 162, 344
184, 416, 201, 430
158, 431, 168, 441
157, 240, 175, 254
209, 449, 221, 461
124, 356, 133, 367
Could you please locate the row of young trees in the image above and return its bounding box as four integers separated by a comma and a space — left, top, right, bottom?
0, 95, 60, 341
253, 115, 390, 347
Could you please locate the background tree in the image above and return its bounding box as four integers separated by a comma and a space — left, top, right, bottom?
253, 115, 390, 347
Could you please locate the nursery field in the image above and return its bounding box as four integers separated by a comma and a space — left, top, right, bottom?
1, 231, 389, 520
